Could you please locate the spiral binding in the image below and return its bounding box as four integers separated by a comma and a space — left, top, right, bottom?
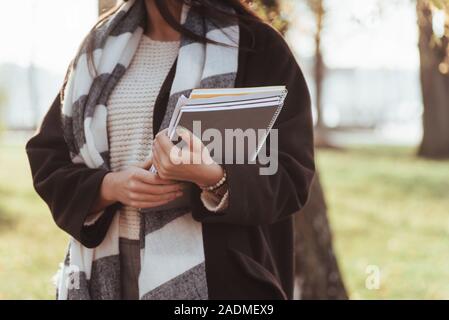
267, 88, 288, 132
251, 88, 288, 161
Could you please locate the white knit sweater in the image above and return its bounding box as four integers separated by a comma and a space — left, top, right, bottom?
107, 35, 227, 240
108, 36, 179, 239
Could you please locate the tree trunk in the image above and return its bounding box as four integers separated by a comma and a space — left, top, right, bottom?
307, 0, 334, 148
98, 0, 117, 15
295, 174, 348, 299
28, 0, 40, 130
297, 1, 347, 297
417, 0, 449, 159
314, 0, 325, 132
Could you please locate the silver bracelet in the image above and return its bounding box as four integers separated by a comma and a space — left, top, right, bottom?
202, 169, 227, 192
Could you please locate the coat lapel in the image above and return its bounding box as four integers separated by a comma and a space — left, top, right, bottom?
152, 59, 178, 136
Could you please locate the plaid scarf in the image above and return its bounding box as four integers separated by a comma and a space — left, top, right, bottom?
57, 0, 239, 300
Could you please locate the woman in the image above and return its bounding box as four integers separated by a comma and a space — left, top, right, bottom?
26, 0, 315, 300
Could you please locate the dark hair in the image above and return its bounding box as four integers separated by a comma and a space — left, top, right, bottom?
86, 0, 261, 75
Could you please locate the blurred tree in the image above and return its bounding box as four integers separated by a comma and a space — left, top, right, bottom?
251, 0, 348, 299
305, 0, 329, 147
417, 0, 449, 158
246, 0, 289, 34
28, 0, 40, 130
0, 88, 6, 135
99, 0, 117, 15
27, 64, 39, 130
252, 0, 330, 147
98, 0, 348, 300
0, 89, 5, 104
294, 173, 348, 299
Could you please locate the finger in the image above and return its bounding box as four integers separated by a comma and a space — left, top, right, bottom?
129, 180, 184, 194
155, 128, 170, 138
154, 141, 179, 170
136, 157, 153, 170
176, 127, 192, 148
152, 176, 187, 188
153, 140, 169, 162
152, 148, 165, 175
157, 133, 176, 157
135, 170, 177, 185
154, 140, 172, 167
177, 127, 204, 153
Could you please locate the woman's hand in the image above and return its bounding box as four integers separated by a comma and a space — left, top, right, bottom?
152, 128, 224, 188
94, 158, 185, 211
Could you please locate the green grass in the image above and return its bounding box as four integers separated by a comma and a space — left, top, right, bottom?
318, 146, 449, 299
0, 142, 448, 299
0, 143, 67, 299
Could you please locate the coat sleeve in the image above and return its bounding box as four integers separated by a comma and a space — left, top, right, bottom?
191, 24, 315, 226
26, 95, 119, 248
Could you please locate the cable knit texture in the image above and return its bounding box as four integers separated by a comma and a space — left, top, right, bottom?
108, 36, 179, 240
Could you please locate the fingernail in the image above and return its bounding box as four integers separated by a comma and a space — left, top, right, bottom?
176, 126, 187, 134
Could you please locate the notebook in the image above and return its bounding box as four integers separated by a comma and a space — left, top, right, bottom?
170, 85, 286, 158
140, 86, 288, 213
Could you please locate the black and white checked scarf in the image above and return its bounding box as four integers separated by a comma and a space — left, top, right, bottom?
57, 0, 239, 300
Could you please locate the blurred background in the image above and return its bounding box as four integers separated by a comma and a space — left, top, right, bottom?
0, 0, 448, 299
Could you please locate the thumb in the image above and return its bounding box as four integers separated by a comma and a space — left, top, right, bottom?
137, 157, 153, 170
176, 126, 203, 152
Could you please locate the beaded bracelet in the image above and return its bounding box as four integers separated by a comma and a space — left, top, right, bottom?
201, 169, 227, 192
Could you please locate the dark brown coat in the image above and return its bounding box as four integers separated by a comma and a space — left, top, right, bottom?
26, 20, 315, 300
